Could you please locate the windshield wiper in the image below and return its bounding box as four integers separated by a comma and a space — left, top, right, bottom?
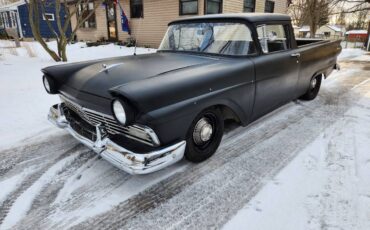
219, 41, 232, 54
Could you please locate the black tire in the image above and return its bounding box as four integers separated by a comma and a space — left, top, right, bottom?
299, 75, 322, 101
185, 108, 224, 163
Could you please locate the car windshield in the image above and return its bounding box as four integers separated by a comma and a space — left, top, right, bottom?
158, 22, 256, 56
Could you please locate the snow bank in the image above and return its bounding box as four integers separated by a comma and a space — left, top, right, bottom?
0, 40, 155, 150
0, 40, 156, 62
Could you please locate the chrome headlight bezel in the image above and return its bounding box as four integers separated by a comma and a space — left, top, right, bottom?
112, 99, 127, 125
42, 75, 57, 94
43, 76, 51, 93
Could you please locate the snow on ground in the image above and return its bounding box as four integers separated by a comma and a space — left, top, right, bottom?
0, 40, 155, 150
0, 165, 39, 206
0, 40, 156, 61
223, 90, 370, 230
338, 48, 366, 61
0, 154, 80, 229
223, 50, 370, 230
1, 40, 370, 229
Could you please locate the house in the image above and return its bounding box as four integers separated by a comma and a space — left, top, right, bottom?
316, 25, 345, 39
298, 24, 345, 39
0, 0, 71, 39
69, 0, 289, 48
298, 25, 310, 38
345, 30, 368, 42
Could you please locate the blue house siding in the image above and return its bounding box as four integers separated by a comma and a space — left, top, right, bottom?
16, 1, 71, 39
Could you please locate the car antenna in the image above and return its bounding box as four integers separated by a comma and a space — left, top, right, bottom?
133, 15, 143, 56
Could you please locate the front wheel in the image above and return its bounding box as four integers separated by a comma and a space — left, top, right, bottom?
299, 75, 322, 101
185, 108, 224, 163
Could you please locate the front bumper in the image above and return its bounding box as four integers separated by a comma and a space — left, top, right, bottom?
48, 104, 186, 174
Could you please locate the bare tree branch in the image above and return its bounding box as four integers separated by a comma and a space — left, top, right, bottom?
26, 0, 104, 62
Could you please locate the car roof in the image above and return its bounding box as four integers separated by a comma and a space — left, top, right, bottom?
169, 13, 291, 25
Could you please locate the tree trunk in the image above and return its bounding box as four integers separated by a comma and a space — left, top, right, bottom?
27, 0, 104, 62
28, 0, 61, 62
60, 40, 68, 62
309, 23, 317, 38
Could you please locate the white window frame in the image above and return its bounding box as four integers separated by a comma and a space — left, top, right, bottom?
43, 13, 55, 21
0, 13, 4, 28
3, 12, 9, 28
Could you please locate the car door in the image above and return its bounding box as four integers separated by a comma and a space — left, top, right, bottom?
251, 23, 300, 120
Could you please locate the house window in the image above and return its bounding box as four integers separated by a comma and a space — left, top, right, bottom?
205, 0, 222, 14
180, 0, 198, 15
264, 0, 275, 13
0, 14, 3, 28
78, 2, 96, 28
244, 0, 255, 12
10, 11, 18, 28
2, 12, 9, 28
43, 13, 55, 21
130, 0, 143, 18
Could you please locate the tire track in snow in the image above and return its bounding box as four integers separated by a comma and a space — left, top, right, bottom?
28, 150, 96, 213
14, 156, 136, 229
0, 133, 77, 177
0, 144, 84, 229
71, 68, 370, 229
13, 151, 100, 230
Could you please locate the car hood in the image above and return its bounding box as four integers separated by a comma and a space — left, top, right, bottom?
42, 52, 218, 99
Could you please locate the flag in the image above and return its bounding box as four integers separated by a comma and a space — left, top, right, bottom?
117, 1, 131, 35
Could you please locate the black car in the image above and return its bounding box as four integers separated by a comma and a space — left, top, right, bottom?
43, 13, 341, 174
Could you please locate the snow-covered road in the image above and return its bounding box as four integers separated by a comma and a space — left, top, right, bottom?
0, 42, 370, 229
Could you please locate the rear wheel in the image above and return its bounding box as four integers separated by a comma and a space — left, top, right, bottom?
185, 108, 224, 163
299, 75, 322, 100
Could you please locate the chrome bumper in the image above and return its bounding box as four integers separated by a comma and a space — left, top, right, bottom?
48, 104, 186, 174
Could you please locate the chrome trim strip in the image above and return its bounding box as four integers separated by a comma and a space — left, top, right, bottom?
48, 104, 185, 174
99, 63, 124, 73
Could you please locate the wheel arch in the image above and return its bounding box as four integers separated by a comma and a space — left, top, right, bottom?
141, 98, 249, 145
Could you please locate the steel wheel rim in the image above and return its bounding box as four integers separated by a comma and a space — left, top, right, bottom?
192, 115, 215, 149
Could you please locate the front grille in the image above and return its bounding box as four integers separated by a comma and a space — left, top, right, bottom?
61, 96, 159, 146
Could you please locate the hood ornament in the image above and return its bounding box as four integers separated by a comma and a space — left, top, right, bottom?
100, 63, 123, 73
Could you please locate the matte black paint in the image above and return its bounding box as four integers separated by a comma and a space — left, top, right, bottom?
42, 13, 341, 150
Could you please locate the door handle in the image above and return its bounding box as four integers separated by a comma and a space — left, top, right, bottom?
291, 53, 301, 58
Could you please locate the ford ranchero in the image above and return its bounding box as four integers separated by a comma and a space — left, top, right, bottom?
43, 13, 342, 174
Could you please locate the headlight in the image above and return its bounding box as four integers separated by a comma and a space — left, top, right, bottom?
43, 75, 51, 93
42, 75, 57, 94
113, 100, 127, 125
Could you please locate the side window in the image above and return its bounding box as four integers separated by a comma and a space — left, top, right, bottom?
257, 24, 289, 54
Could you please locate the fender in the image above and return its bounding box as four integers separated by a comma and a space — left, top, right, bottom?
139, 82, 254, 144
